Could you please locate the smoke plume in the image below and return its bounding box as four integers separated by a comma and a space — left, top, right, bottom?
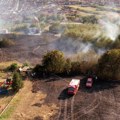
98, 3, 120, 41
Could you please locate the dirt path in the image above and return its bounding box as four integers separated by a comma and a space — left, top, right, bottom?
9, 80, 58, 120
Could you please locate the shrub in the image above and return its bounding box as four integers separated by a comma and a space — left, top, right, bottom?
97, 49, 120, 80
12, 72, 23, 92
49, 23, 64, 34
71, 61, 81, 75
0, 38, 15, 48
81, 15, 98, 24
63, 24, 100, 41
63, 58, 72, 75
22, 62, 29, 67
12, 24, 28, 32
42, 50, 66, 74
7, 63, 18, 72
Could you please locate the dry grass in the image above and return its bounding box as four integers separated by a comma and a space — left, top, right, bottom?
68, 5, 96, 12
67, 5, 120, 18
8, 81, 58, 120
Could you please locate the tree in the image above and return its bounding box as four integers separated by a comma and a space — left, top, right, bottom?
12, 72, 23, 92
97, 49, 120, 80
33, 64, 44, 77
7, 63, 18, 72
42, 50, 66, 74
71, 61, 81, 75
0, 38, 15, 48
63, 58, 72, 75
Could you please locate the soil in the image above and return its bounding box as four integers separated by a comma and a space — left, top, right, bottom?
1, 66, 120, 120
31, 76, 120, 120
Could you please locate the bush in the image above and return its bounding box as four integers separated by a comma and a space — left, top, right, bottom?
12, 72, 23, 92
63, 24, 100, 40
49, 23, 64, 34
81, 15, 98, 24
63, 58, 72, 75
97, 49, 120, 80
42, 50, 66, 74
0, 38, 15, 48
7, 63, 18, 72
22, 62, 29, 67
12, 24, 28, 32
71, 61, 81, 75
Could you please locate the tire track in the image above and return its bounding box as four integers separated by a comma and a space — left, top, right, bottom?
101, 87, 119, 120
67, 92, 101, 120
57, 100, 63, 120
112, 88, 120, 120
70, 96, 75, 120
64, 99, 68, 120
57, 99, 68, 120
57, 96, 75, 120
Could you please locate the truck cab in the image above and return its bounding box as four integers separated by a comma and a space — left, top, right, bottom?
86, 78, 93, 88
68, 79, 80, 95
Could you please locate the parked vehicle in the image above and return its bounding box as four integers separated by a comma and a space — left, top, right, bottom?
86, 78, 93, 88
0, 88, 8, 95
5, 78, 12, 85
68, 79, 80, 95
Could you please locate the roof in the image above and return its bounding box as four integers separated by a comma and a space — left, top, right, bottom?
69, 79, 80, 86
88, 78, 92, 81
19, 66, 30, 72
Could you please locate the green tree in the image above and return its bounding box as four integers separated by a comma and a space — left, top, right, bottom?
8, 63, 18, 72
71, 61, 81, 75
97, 49, 120, 80
33, 64, 44, 77
63, 58, 72, 75
22, 62, 29, 67
42, 50, 66, 74
12, 72, 23, 92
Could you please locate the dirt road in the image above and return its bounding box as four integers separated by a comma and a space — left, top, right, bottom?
9, 80, 58, 120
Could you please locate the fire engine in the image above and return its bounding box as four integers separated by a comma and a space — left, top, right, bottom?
68, 79, 80, 95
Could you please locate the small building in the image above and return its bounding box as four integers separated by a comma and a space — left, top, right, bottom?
18, 66, 32, 77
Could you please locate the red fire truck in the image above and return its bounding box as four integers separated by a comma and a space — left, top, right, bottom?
68, 79, 80, 95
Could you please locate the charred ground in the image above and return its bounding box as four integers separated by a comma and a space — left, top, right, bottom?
32, 76, 120, 120
0, 33, 58, 64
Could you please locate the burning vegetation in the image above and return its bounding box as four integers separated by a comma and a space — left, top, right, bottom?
33, 49, 120, 80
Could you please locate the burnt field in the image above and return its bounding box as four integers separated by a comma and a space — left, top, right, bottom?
32, 76, 120, 120
0, 33, 58, 64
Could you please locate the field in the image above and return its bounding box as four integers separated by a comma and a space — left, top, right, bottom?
0, 61, 20, 114
0, 1, 120, 120
64, 5, 120, 20
1, 76, 119, 120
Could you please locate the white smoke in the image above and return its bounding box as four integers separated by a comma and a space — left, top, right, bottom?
98, 4, 120, 41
